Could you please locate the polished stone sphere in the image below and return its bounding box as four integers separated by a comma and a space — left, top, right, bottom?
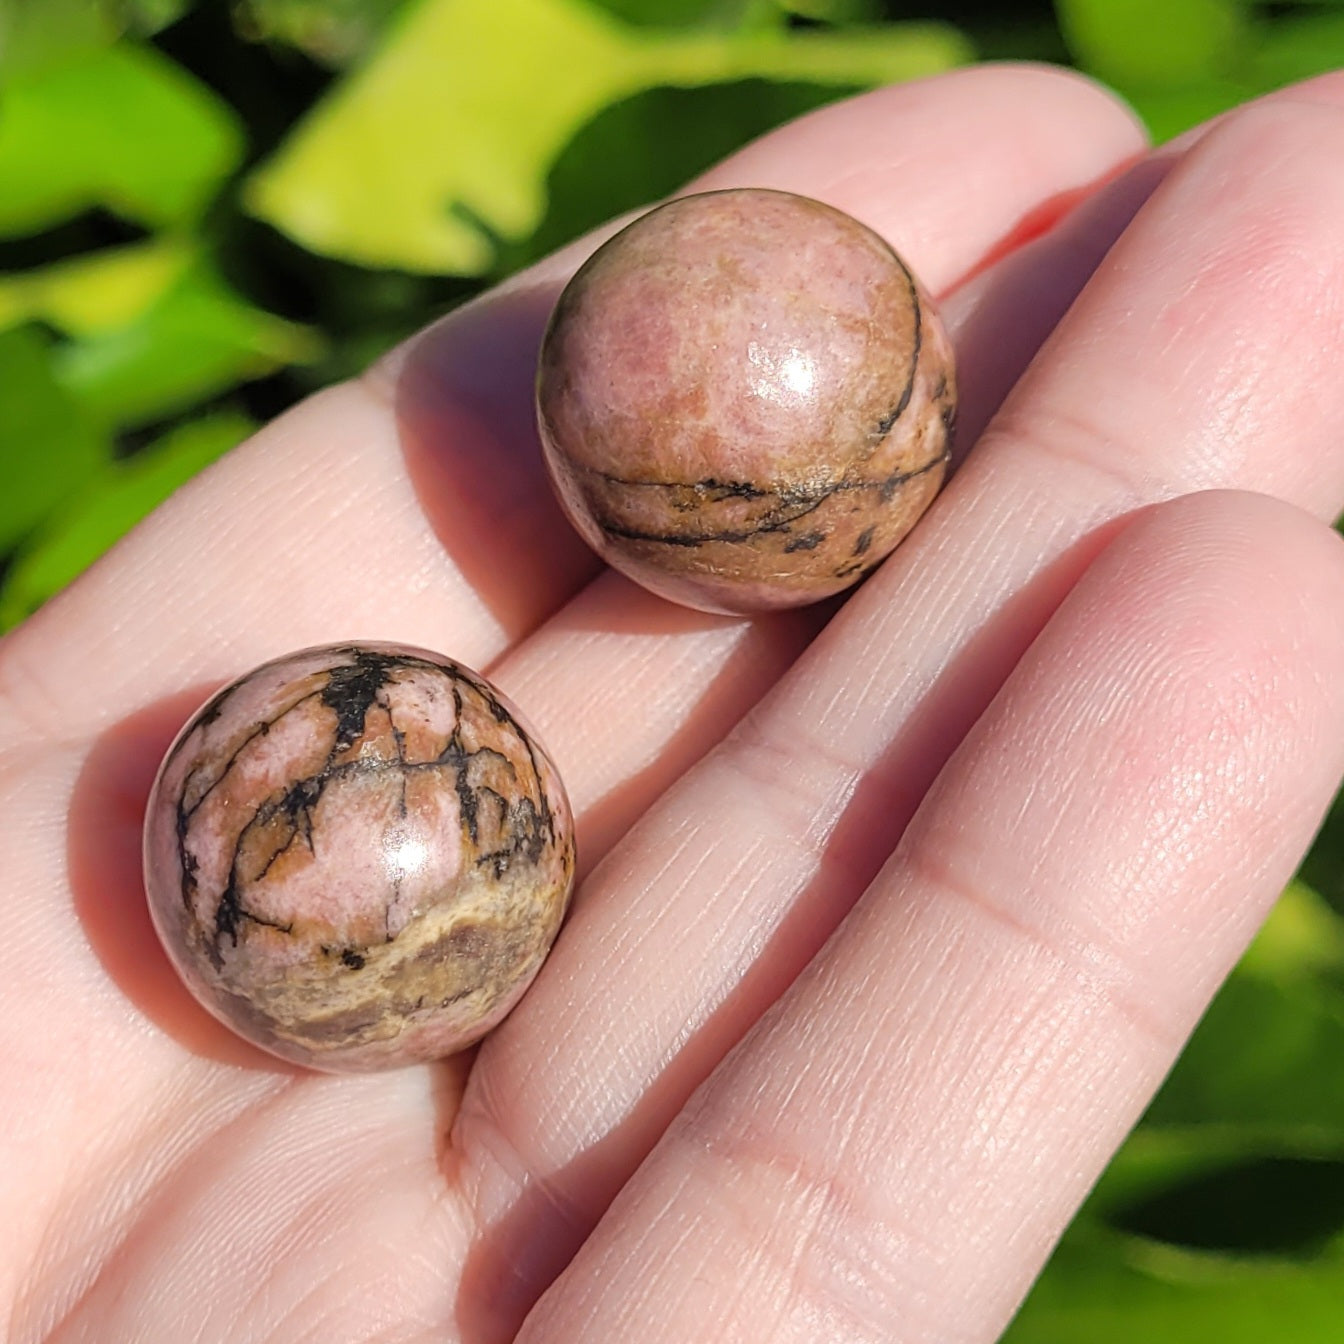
536, 188, 957, 614
142, 643, 575, 1071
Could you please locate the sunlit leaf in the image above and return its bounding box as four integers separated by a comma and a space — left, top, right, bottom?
245, 0, 968, 274
1056, 0, 1249, 86
0, 409, 253, 628
0, 325, 108, 549
1239, 880, 1344, 982
0, 41, 243, 236
51, 261, 323, 430
0, 237, 193, 337
1141, 970, 1344, 1135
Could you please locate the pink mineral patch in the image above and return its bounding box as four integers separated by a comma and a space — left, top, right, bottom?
142, 642, 576, 1071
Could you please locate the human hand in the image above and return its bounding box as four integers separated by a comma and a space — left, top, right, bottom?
3, 64, 1344, 1344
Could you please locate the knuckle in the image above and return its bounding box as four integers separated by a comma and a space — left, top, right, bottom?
979, 401, 1156, 506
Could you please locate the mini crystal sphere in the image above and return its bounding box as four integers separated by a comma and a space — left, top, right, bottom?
142, 643, 576, 1072
536, 187, 957, 614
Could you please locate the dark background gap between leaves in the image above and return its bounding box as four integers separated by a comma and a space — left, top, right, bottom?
3, 1, 1344, 1338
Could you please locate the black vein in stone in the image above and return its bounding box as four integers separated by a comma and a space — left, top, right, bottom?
180, 649, 559, 958
182, 688, 323, 821
383, 686, 409, 943
321, 654, 386, 755
459, 669, 557, 847
869, 257, 923, 446
595, 449, 948, 549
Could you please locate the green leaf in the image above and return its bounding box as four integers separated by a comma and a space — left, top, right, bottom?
1239, 880, 1344, 983
1006, 1228, 1344, 1344
1107, 1152, 1344, 1261
777, 0, 882, 23
1055, 0, 1249, 86
0, 410, 253, 628
51, 260, 323, 430
1141, 972, 1344, 1134
0, 243, 319, 431
1121, 78, 1259, 142
0, 0, 116, 80
1246, 14, 1344, 104
0, 325, 108, 550
0, 237, 194, 337
586, 0, 781, 29
1083, 1126, 1344, 1233
0, 41, 243, 236
244, 0, 969, 275
520, 79, 861, 263
110, 0, 194, 34
1300, 793, 1344, 918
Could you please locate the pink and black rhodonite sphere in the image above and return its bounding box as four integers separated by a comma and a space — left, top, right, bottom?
536, 187, 957, 614
142, 643, 575, 1071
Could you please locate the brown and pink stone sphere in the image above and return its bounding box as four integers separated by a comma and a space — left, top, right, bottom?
142, 643, 575, 1072
536, 188, 957, 614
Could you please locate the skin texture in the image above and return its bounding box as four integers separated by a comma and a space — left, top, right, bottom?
537, 189, 956, 613
3, 62, 1344, 1344
143, 644, 575, 1071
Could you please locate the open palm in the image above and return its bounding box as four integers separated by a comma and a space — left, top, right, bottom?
5, 65, 1344, 1344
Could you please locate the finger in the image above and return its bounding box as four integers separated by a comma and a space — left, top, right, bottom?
455, 74, 1344, 1331
520, 489, 1344, 1344
0, 63, 1142, 749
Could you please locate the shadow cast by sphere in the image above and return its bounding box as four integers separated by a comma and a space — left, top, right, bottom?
949, 152, 1174, 460
391, 279, 604, 641
67, 688, 301, 1075
559, 576, 832, 875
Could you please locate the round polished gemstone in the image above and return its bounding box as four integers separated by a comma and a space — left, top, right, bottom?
536, 188, 957, 614
142, 642, 575, 1072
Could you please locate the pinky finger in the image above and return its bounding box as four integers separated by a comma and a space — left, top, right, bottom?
518, 489, 1344, 1344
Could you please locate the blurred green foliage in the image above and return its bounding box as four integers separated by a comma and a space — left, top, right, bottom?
1, 0, 1343, 1336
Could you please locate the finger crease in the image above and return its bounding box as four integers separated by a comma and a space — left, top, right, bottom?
900, 843, 1184, 1058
